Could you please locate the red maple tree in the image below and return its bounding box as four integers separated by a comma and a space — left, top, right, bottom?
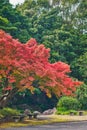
0, 30, 82, 107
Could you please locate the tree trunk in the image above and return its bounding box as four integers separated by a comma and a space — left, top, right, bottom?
0, 88, 18, 109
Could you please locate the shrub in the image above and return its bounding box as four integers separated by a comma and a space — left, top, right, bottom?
57, 107, 67, 112
76, 84, 87, 110
56, 109, 78, 115
57, 96, 80, 111
69, 110, 78, 115
0, 108, 20, 117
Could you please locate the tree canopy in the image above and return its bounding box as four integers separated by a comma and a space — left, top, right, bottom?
0, 30, 81, 107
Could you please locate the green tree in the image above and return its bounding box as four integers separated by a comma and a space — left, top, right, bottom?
16, 0, 87, 82
0, 0, 31, 42
76, 84, 87, 110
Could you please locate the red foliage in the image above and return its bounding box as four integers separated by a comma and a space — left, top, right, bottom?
4, 86, 12, 91
0, 30, 82, 97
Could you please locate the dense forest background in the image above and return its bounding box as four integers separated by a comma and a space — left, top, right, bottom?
0, 0, 87, 111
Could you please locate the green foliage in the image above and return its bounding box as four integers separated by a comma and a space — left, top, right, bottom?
77, 53, 87, 82
17, 0, 87, 81
56, 109, 78, 115
57, 107, 67, 112
56, 96, 79, 115
76, 84, 87, 110
57, 96, 80, 111
0, 0, 30, 43
0, 114, 3, 119
0, 16, 9, 25
0, 108, 20, 117
1, 0, 86, 85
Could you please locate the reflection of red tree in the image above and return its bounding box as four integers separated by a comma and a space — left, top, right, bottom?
0, 30, 82, 99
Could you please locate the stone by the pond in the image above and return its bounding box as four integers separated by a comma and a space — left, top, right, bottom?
43, 107, 57, 115
33, 111, 41, 115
